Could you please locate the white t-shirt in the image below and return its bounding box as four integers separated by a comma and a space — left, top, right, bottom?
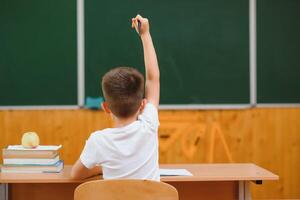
80, 103, 160, 181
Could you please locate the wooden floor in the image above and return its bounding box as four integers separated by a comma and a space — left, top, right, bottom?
0, 107, 299, 199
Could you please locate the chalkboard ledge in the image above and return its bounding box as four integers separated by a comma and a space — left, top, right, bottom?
0, 106, 79, 110
159, 104, 251, 110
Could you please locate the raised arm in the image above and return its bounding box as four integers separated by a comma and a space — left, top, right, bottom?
132, 15, 160, 108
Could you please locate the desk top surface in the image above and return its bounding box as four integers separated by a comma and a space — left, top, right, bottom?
0, 163, 278, 183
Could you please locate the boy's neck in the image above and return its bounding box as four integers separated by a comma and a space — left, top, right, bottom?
113, 113, 139, 128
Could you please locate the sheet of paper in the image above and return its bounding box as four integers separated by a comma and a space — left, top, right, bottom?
159, 168, 193, 176
7, 145, 62, 151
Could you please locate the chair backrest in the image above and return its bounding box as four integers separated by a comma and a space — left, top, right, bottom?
74, 179, 179, 200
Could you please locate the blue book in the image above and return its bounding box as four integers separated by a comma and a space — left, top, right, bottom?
1, 160, 64, 173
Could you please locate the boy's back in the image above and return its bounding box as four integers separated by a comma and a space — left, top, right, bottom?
80, 103, 159, 180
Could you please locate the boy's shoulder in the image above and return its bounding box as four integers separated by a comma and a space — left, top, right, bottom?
89, 128, 113, 140
138, 102, 159, 126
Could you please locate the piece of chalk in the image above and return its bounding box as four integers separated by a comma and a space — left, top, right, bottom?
137, 20, 141, 34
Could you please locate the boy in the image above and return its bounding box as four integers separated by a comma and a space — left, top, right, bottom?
71, 15, 160, 181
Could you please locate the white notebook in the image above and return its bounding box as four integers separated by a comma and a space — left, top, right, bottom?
159, 169, 193, 176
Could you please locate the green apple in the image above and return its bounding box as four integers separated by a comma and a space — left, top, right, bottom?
22, 132, 40, 148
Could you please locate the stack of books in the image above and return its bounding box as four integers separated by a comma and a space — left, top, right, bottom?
1, 145, 63, 173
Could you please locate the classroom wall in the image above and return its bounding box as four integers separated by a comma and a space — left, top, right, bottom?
0, 108, 299, 199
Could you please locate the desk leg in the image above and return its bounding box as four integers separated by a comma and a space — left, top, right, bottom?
239, 181, 252, 200
245, 181, 252, 200
239, 181, 244, 200
0, 183, 8, 200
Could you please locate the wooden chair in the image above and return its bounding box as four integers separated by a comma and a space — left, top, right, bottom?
74, 179, 179, 200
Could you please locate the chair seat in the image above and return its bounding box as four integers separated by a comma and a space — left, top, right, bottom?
74, 179, 179, 200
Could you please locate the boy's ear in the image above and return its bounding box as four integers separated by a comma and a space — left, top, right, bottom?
139, 98, 147, 112
101, 102, 111, 114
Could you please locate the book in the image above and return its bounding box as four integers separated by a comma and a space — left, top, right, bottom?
3, 149, 58, 159
2, 145, 62, 159
3, 155, 59, 165
1, 160, 64, 173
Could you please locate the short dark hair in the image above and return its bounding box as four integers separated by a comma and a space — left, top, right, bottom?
102, 67, 144, 118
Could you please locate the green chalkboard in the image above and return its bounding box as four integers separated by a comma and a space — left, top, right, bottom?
0, 0, 77, 106
85, 0, 250, 105
257, 0, 300, 103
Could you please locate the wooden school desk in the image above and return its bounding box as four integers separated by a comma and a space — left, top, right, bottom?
0, 163, 278, 200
